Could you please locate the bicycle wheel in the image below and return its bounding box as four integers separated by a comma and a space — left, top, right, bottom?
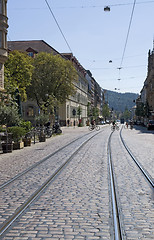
48, 129, 53, 137
111, 126, 115, 131
88, 125, 93, 131
95, 125, 100, 131
57, 129, 62, 134
116, 125, 119, 130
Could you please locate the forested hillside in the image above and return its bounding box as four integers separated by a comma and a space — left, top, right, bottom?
103, 90, 139, 112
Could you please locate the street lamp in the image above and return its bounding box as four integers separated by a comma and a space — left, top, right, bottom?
104, 6, 110, 12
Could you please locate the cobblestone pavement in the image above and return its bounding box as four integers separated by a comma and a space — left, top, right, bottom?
0, 124, 153, 239
121, 125, 154, 178
0, 126, 96, 185
0, 128, 105, 227
111, 130, 154, 240
1, 127, 112, 239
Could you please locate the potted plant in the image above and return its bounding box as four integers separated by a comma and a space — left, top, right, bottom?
8, 126, 26, 150
1, 132, 13, 153
0, 104, 20, 153
35, 114, 49, 142
20, 120, 33, 147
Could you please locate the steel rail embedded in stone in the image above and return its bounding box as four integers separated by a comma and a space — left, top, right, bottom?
0, 130, 102, 236
0, 131, 94, 190
108, 132, 123, 240
120, 128, 154, 188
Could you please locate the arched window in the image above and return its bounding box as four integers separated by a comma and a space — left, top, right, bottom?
27, 106, 34, 117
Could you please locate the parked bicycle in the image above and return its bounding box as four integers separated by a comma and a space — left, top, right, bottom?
52, 122, 62, 134
44, 127, 52, 137
88, 124, 100, 131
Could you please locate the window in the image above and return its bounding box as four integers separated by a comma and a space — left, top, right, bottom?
28, 52, 34, 57
3, 32, 6, 48
67, 105, 69, 118
0, 0, 2, 14
0, 0, 6, 15
27, 106, 34, 117
3, 0, 6, 15
0, 31, 2, 48
0, 31, 7, 49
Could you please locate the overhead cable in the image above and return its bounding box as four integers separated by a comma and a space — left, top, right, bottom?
44, 0, 73, 53
119, 0, 137, 68
52, 1, 154, 9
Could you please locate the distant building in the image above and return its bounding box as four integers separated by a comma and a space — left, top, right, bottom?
61, 53, 88, 126
8, 40, 60, 56
0, 0, 8, 91
7, 40, 89, 126
140, 49, 154, 122
7, 40, 62, 124
137, 45, 154, 123
146, 49, 154, 119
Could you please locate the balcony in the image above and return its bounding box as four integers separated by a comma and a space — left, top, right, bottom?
0, 14, 8, 28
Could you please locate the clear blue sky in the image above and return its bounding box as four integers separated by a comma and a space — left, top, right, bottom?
7, 0, 154, 94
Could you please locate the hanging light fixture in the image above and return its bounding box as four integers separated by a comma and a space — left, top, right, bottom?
104, 6, 110, 12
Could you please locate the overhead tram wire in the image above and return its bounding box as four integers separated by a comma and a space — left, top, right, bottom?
51, 1, 154, 9
119, 0, 137, 69
44, 0, 73, 53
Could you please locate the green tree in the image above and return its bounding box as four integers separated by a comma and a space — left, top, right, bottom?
123, 107, 131, 121
0, 104, 20, 127
102, 104, 110, 121
87, 102, 91, 117
135, 102, 145, 117
77, 106, 82, 127
4, 50, 34, 101
92, 107, 99, 120
28, 52, 77, 112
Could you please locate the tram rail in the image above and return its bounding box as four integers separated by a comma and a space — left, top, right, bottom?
107, 126, 153, 240
120, 127, 154, 188
0, 131, 96, 190
107, 132, 123, 240
0, 129, 102, 236
0, 125, 153, 238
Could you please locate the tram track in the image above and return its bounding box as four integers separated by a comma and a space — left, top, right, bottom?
107, 132, 123, 240
107, 126, 153, 240
0, 131, 96, 190
120, 127, 154, 188
0, 129, 102, 236
1, 125, 153, 238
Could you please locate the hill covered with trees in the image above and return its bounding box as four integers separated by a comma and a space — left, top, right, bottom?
103, 90, 139, 112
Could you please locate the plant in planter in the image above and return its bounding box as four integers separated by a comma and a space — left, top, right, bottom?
0, 104, 20, 153
8, 126, 26, 150
35, 114, 49, 142
20, 120, 33, 147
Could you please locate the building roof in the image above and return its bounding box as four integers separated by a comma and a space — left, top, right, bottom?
7, 40, 61, 56
61, 53, 87, 77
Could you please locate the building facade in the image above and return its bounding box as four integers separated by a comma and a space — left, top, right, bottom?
7, 40, 62, 124
7, 40, 89, 126
0, 0, 8, 91
146, 49, 154, 119
136, 46, 154, 123
60, 53, 88, 126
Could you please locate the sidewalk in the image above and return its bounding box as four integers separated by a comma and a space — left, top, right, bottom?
0, 126, 91, 185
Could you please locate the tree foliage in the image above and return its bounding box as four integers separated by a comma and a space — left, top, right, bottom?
92, 107, 99, 119
4, 50, 34, 101
28, 52, 78, 111
122, 107, 131, 120
102, 104, 110, 120
77, 106, 82, 118
0, 104, 20, 127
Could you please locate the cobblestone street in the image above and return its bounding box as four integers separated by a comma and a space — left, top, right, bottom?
0, 125, 153, 239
